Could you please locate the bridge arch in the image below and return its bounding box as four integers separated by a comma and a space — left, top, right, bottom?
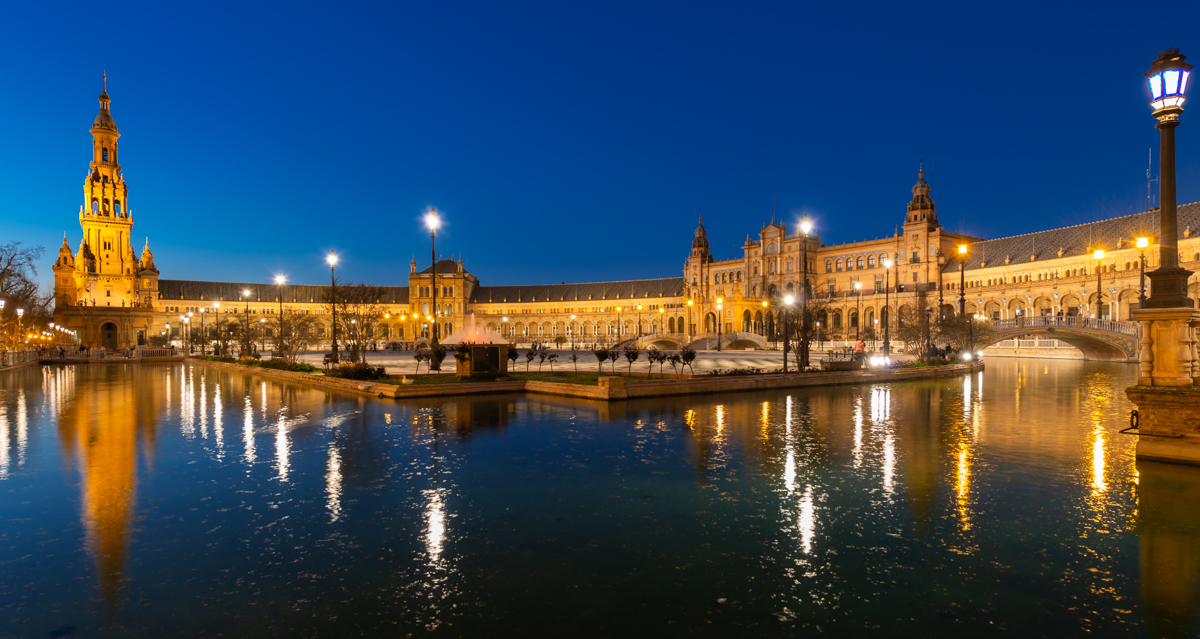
984, 316, 1138, 361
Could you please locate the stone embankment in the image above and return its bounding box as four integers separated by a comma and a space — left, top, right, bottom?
187, 358, 985, 401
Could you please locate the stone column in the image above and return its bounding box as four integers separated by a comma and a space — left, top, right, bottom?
1127, 306, 1200, 464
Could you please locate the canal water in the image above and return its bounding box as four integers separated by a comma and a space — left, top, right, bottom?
1, 359, 1197, 637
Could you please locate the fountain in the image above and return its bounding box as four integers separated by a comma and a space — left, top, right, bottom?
441, 313, 505, 345
441, 314, 510, 378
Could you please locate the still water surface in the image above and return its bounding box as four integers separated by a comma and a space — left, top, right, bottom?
1, 359, 1198, 637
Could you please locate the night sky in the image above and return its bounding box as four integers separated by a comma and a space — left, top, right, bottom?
3, 1, 1199, 287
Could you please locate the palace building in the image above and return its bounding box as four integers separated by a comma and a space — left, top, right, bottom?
52, 84, 1200, 354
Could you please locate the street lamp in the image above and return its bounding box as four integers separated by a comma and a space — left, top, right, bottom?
1137, 236, 1150, 308
854, 282, 862, 340
716, 297, 724, 352
426, 208, 441, 347
570, 314, 576, 350
16, 308, 23, 346
1093, 248, 1105, 321
783, 295, 794, 373
260, 318, 267, 352
1144, 49, 1194, 308
883, 258, 893, 355
687, 299, 694, 336
502, 317, 509, 341
799, 214, 813, 368
615, 306, 622, 345
165, 322, 171, 348
328, 251, 340, 363
636, 304, 643, 337
657, 307, 664, 335
274, 274, 286, 352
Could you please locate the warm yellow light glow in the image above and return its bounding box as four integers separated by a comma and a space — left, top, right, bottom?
637, 304, 642, 310
884, 259, 893, 269
958, 244, 967, 255
762, 300, 768, 306
1093, 249, 1105, 261
327, 251, 338, 266
784, 295, 795, 304
687, 299, 694, 306
1137, 236, 1149, 249
616, 306, 622, 312
426, 209, 440, 230
213, 302, 220, 308
855, 282, 862, 290
275, 274, 286, 285
242, 289, 250, 298
717, 297, 723, 304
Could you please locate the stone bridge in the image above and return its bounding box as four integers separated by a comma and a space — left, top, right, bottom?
987, 316, 1140, 360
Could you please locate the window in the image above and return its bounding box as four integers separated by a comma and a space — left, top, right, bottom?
856, 257, 864, 269
102, 148, 109, 162
827, 278, 836, 293
114, 201, 121, 215
826, 260, 833, 272
836, 259, 843, 272
913, 273, 919, 283
868, 255, 875, 268
91, 200, 99, 214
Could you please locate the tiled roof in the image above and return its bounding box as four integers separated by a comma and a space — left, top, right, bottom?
470, 277, 685, 304
419, 259, 467, 275
941, 202, 1200, 272
159, 280, 410, 304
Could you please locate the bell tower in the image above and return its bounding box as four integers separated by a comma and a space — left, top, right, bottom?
79, 74, 135, 279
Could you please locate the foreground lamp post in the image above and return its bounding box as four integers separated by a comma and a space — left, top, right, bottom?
570, 314, 577, 349
1094, 249, 1105, 321
958, 244, 968, 316
328, 251, 340, 363
1144, 49, 1194, 308
636, 304, 643, 337
883, 258, 893, 356
658, 307, 664, 335
783, 295, 794, 373
427, 209, 441, 348
17, 308, 24, 346
799, 214, 813, 368
687, 299, 694, 336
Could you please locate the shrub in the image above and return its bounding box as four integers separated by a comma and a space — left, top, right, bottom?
260, 358, 318, 373
327, 362, 388, 380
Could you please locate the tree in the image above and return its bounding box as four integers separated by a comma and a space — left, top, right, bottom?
895, 292, 934, 361
0, 242, 52, 347
623, 345, 640, 374
275, 313, 319, 364
680, 346, 697, 376
507, 347, 519, 370
413, 349, 430, 375
668, 353, 682, 377
607, 348, 621, 374
937, 313, 995, 355
335, 282, 387, 363
593, 348, 609, 374
569, 351, 578, 373
525, 348, 536, 371
547, 352, 558, 372
554, 335, 567, 349
537, 349, 549, 371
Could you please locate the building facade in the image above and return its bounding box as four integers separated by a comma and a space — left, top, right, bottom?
51, 85, 1200, 351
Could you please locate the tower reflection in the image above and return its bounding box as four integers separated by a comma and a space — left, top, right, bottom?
57, 364, 163, 625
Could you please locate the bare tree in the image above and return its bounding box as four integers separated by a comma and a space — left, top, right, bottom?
0, 242, 52, 347
937, 314, 995, 355
275, 313, 319, 364
335, 282, 387, 362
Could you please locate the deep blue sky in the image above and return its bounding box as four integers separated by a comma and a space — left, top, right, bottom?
3, 1, 1200, 287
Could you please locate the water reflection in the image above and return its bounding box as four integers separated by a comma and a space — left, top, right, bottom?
4, 359, 1200, 636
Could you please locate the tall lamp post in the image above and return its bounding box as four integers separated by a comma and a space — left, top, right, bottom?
783, 295, 794, 373
799, 214, 813, 368
1136, 236, 1150, 309
855, 282, 862, 340
636, 305, 643, 337
1144, 49, 1194, 308
615, 306, 622, 345
274, 274, 286, 352
16, 308, 24, 346
716, 297, 724, 351
328, 251, 340, 362
687, 299, 694, 336
427, 209, 441, 348
883, 258, 893, 355
1093, 249, 1105, 322
657, 307, 664, 335
570, 314, 576, 349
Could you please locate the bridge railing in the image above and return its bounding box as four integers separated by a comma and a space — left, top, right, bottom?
992, 315, 1139, 336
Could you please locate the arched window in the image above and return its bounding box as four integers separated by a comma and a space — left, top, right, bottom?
836, 259, 844, 272
856, 256, 864, 269
114, 201, 121, 216
102, 147, 109, 162
737, 271, 742, 282
867, 255, 876, 268
91, 199, 99, 214
832, 312, 842, 329
825, 260, 833, 272
102, 199, 109, 215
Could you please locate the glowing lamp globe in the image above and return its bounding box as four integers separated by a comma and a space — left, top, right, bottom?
784, 295, 795, 305
1137, 236, 1150, 249
799, 215, 813, 235
958, 244, 967, 255
1147, 49, 1192, 113
1094, 249, 1105, 261
327, 251, 338, 266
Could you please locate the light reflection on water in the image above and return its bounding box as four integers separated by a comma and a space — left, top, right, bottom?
0, 359, 1198, 637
